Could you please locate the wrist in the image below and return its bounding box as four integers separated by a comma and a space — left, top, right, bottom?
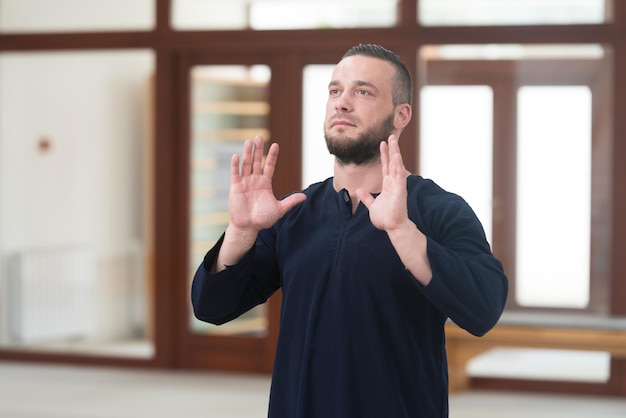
213, 224, 259, 272
224, 224, 259, 247
385, 218, 416, 240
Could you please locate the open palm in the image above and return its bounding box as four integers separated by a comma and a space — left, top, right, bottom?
229, 136, 306, 233
357, 135, 409, 232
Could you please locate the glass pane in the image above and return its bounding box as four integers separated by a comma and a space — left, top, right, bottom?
189, 65, 271, 337
0, 50, 155, 357
419, 0, 607, 26
302, 65, 334, 188
419, 86, 494, 244
0, 0, 154, 33
516, 86, 592, 308
173, 0, 397, 30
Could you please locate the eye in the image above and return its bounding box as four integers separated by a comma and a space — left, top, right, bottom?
329, 88, 340, 96
357, 89, 371, 96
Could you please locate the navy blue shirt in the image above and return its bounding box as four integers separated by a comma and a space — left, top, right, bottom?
192, 175, 508, 418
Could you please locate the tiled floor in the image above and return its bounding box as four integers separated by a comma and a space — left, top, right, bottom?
1, 361, 626, 418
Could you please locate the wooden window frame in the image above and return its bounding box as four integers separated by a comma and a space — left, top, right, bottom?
0, 1, 624, 396
422, 57, 612, 315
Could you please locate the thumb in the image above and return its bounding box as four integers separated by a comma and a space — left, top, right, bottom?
356, 188, 375, 209
278, 192, 307, 216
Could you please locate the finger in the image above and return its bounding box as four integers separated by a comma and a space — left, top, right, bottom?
387, 135, 399, 158
240, 139, 253, 176
356, 188, 375, 209
380, 140, 389, 177
278, 192, 307, 216
251, 135, 264, 175
263, 142, 279, 179
230, 153, 241, 185
387, 135, 404, 177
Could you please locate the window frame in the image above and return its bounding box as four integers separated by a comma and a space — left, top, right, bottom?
0, 1, 624, 396
421, 56, 612, 315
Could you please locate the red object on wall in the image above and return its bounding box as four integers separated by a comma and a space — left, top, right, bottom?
38, 136, 52, 153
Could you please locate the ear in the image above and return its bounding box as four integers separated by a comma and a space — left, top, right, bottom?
393, 104, 412, 130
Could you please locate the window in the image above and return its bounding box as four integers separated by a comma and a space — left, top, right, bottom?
420, 86, 494, 244
516, 86, 592, 308
0, 50, 155, 357
172, 0, 398, 30
302, 65, 335, 187
188, 65, 271, 337
0, 0, 154, 33
418, 43, 611, 314
419, 0, 607, 26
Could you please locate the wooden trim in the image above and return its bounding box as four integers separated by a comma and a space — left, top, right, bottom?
446, 323, 626, 356
180, 334, 271, 373
610, 37, 626, 317
414, 24, 614, 44
491, 81, 518, 305
445, 322, 626, 393
152, 47, 179, 368
0, 25, 615, 53
0, 32, 156, 51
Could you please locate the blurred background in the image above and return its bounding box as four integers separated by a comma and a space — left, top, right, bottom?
1, 0, 626, 416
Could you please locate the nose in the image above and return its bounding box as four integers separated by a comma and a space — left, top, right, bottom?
333, 92, 351, 112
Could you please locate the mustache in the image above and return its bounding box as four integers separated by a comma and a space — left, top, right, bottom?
328, 115, 358, 125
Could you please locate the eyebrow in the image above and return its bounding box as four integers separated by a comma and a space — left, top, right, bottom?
328, 80, 379, 92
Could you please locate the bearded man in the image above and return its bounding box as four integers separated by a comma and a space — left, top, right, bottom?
192, 44, 508, 418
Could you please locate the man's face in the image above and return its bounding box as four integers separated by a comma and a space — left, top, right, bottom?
324, 55, 397, 165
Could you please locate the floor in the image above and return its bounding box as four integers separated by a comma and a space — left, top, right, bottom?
1, 361, 626, 418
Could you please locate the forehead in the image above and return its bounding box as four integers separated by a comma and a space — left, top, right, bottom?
330, 55, 395, 88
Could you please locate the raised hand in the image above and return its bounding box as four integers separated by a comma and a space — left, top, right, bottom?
357, 135, 432, 284
356, 135, 410, 233
215, 136, 306, 271
228, 135, 306, 236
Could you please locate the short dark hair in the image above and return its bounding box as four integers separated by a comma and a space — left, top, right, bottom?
342, 44, 413, 106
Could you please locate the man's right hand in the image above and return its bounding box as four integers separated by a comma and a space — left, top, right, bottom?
214, 135, 306, 271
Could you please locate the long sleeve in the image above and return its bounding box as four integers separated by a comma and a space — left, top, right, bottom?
190, 177, 507, 417
408, 177, 508, 336
191, 233, 280, 325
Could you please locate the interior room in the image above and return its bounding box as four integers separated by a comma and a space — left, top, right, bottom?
1, 0, 625, 416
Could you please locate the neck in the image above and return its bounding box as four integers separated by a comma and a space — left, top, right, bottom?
332, 159, 383, 201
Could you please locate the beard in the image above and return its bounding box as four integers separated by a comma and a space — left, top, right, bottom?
324, 113, 395, 165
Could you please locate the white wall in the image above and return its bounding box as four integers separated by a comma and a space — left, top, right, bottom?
0, 51, 153, 252
0, 50, 154, 344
